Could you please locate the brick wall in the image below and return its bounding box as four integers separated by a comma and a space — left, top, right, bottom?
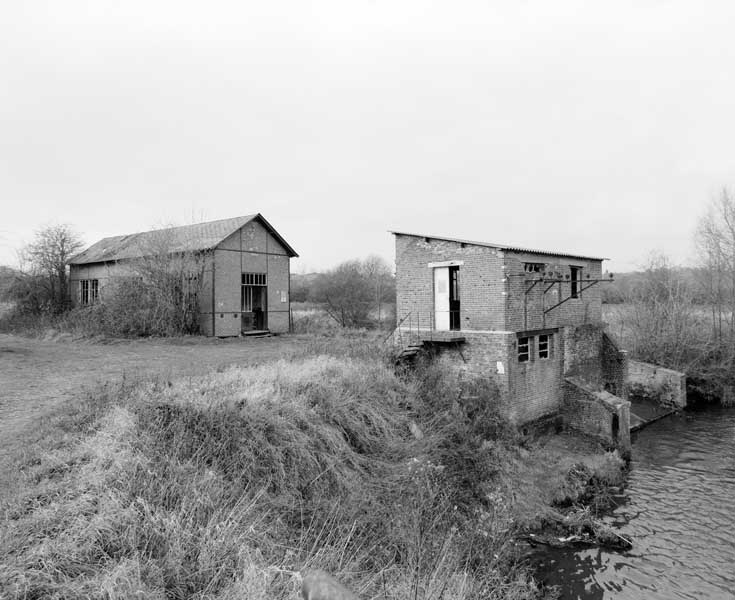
562, 378, 631, 457
601, 332, 629, 398
394, 235, 505, 331
394, 235, 606, 335
504, 252, 604, 332
508, 329, 564, 423
432, 331, 514, 402
563, 323, 604, 385
393, 233, 616, 426
426, 331, 564, 424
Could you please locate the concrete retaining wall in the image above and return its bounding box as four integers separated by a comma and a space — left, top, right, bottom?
627, 360, 686, 408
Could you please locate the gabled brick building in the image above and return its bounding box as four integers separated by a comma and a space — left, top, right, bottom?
69, 214, 298, 336
392, 231, 639, 452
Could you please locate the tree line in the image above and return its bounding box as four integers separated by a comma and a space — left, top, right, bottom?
291, 255, 396, 329
607, 189, 735, 404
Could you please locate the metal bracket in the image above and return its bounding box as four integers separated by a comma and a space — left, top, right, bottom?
543, 280, 607, 314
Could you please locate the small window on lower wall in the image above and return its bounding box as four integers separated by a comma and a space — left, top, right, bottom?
539, 333, 551, 359
518, 336, 531, 362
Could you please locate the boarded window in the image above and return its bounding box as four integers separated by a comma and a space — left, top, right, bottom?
538, 333, 551, 359
518, 336, 531, 362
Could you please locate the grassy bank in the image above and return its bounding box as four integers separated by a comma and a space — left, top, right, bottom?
0, 335, 623, 599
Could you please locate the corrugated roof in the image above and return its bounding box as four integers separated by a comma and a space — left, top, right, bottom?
70, 214, 298, 264
389, 230, 608, 261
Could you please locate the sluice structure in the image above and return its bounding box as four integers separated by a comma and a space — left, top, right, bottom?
392, 231, 686, 457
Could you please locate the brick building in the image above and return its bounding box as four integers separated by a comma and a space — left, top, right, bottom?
392, 231, 640, 452
69, 214, 298, 336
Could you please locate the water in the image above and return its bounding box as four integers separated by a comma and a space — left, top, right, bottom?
534, 407, 735, 599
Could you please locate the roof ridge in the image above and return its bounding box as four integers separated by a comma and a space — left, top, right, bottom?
114, 214, 256, 238
69, 214, 298, 264
389, 230, 608, 261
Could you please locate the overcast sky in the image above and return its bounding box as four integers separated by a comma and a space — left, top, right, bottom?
2, 1, 734, 273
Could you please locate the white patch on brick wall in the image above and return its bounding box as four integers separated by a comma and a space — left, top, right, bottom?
496, 361, 505, 374
427, 260, 465, 268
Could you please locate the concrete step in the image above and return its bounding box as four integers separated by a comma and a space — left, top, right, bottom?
629, 411, 647, 431
629, 408, 678, 432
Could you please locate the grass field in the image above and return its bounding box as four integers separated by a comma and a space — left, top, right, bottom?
0, 331, 623, 599
0, 333, 310, 500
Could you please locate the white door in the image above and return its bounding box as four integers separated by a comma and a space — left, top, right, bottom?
434, 267, 450, 331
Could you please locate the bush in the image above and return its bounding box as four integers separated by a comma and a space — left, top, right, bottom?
60, 272, 202, 337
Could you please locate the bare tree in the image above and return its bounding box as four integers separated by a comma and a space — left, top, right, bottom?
16, 224, 84, 313
624, 253, 700, 371
312, 256, 395, 328
99, 228, 211, 336
695, 189, 735, 340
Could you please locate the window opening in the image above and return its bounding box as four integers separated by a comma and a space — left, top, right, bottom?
241, 273, 267, 331
518, 336, 530, 362
524, 262, 545, 273
570, 267, 581, 298
449, 265, 460, 331
242, 273, 267, 286
80, 279, 99, 305
612, 414, 620, 441
538, 333, 551, 359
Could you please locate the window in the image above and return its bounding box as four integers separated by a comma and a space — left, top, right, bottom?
80, 279, 99, 305
242, 273, 267, 286
241, 273, 267, 320
518, 336, 531, 362
524, 262, 545, 274
570, 267, 581, 298
538, 333, 551, 359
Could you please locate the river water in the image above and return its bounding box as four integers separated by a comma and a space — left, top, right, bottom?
534, 407, 735, 599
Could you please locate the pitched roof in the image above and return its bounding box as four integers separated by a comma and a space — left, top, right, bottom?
389, 230, 607, 261
69, 214, 298, 265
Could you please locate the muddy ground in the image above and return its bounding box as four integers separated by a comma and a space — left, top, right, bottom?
0, 333, 305, 496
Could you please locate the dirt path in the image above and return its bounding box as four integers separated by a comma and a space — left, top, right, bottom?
0, 333, 305, 492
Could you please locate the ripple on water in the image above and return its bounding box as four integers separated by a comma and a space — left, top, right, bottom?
535, 408, 735, 600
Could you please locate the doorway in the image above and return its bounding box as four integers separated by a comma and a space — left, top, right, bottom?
434, 266, 460, 331
242, 272, 267, 331
449, 265, 460, 331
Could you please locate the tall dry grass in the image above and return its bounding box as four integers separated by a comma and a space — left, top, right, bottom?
0, 340, 541, 600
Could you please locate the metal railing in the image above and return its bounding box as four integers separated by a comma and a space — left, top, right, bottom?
385, 310, 443, 347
